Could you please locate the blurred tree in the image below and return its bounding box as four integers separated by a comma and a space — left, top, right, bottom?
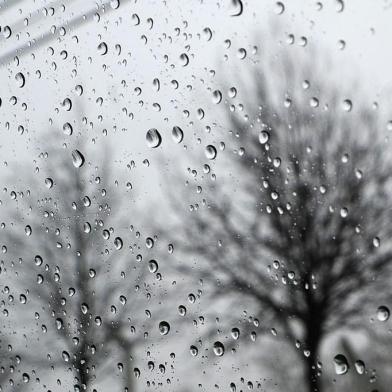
161, 39, 392, 392
2, 131, 155, 392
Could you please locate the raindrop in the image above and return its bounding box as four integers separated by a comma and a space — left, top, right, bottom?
179, 53, 189, 66
354, 360, 365, 374
377, 305, 390, 321
274, 2, 285, 14
63, 122, 73, 136
3, 26, 12, 39
45, 177, 53, 189
178, 305, 187, 316
71, 150, 85, 168
148, 259, 158, 273
172, 126, 184, 143
190, 345, 198, 356
342, 99, 352, 112
114, 237, 123, 250
22, 373, 30, 383
205, 145, 217, 160
110, 0, 120, 9
213, 341, 225, 356
333, 354, 349, 375
25, 225, 32, 236
259, 131, 270, 144
229, 0, 243, 16
237, 48, 247, 59
335, 0, 344, 12
61, 98, 72, 111
98, 42, 108, 55
231, 327, 240, 340
15, 72, 25, 88
212, 90, 222, 104
159, 321, 170, 335
146, 128, 162, 148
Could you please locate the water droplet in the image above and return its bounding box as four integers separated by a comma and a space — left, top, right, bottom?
231, 327, 240, 340
62, 350, 70, 362
159, 321, 170, 335
342, 99, 352, 112
335, 0, 344, 12
229, 0, 243, 16
110, 0, 120, 9
34, 255, 43, 266
146, 128, 162, 148
212, 90, 222, 104
98, 42, 108, 55
179, 53, 189, 66
178, 305, 187, 316
274, 2, 285, 14
190, 345, 198, 356
71, 150, 85, 168
377, 305, 390, 321
3, 26, 12, 39
172, 126, 184, 143
205, 145, 217, 160
114, 237, 123, 250
340, 207, 348, 218
15, 72, 25, 88
61, 98, 72, 111
22, 373, 30, 383
373, 237, 380, 248
259, 131, 270, 144
354, 360, 365, 374
213, 341, 225, 356
148, 259, 158, 273
333, 354, 349, 375
63, 122, 73, 136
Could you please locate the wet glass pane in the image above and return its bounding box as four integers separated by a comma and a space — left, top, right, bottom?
0, 1, 390, 391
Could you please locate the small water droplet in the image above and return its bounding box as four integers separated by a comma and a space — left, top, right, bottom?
172, 126, 184, 143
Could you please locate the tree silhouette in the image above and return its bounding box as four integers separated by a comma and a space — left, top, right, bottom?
161, 41, 392, 392
2, 131, 157, 392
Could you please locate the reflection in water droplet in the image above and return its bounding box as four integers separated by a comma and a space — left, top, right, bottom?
146, 128, 162, 148
71, 150, 85, 168
377, 305, 390, 321
333, 354, 349, 375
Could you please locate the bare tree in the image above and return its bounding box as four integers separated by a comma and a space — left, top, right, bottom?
160, 39, 392, 392
2, 131, 157, 392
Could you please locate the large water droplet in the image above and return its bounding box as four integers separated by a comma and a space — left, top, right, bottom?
205, 145, 217, 160
15, 72, 25, 88
377, 305, 390, 321
71, 150, 85, 168
171, 126, 184, 143
333, 354, 349, 375
229, 0, 243, 16
146, 128, 162, 148
213, 341, 225, 356
159, 321, 170, 335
